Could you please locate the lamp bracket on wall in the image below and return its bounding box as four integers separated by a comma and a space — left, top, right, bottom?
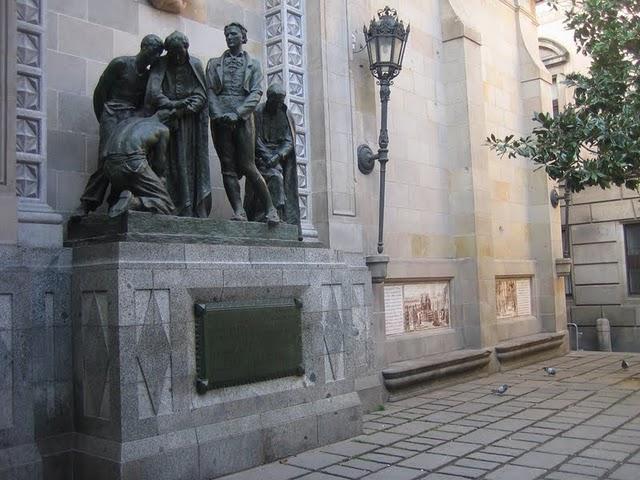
357, 144, 377, 174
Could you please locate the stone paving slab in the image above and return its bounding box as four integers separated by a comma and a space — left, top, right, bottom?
220, 352, 640, 479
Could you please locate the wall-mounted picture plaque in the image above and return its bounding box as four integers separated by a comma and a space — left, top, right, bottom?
194, 299, 303, 393
496, 277, 532, 318
383, 281, 451, 335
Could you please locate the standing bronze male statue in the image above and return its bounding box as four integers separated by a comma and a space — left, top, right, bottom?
73, 34, 164, 216
206, 22, 280, 225
244, 83, 301, 238
146, 31, 212, 218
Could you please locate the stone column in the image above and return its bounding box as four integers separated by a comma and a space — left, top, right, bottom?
15, 0, 63, 248
0, 0, 17, 245
514, 0, 567, 336
441, 0, 498, 349
264, 0, 318, 239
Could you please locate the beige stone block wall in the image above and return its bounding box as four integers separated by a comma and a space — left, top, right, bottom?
46, 0, 264, 218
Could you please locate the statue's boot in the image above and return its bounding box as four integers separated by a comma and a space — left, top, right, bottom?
265, 207, 280, 226
230, 209, 248, 221
109, 190, 140, 218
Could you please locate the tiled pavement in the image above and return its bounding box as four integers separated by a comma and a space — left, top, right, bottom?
219, 352, 640, 479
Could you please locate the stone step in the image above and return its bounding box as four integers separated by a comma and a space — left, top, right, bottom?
495, 331, 566, 362
382, 348, 492, 393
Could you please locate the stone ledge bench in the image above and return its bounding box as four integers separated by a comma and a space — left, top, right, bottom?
382, 348, 492, 397
495, 331, 566, 364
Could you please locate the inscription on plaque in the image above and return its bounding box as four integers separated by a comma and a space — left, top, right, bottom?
194, 299, 303, 393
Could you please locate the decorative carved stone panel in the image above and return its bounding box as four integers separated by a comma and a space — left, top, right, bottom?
0, 295, 13, 430
135, 289, 172, 418
16, 73, 39, 110
81, 291, 110, 419
16, 30, 39, 67
295, 132, 306, 158
15, 162, 38, 198
266, 42, 283, 68
299, 194, 307, 220
266, 12, 282, 39
297, 163, 307, 189
289, 101, 304, 128
267, 71, 283, 87
16, 0, 40, 25
351, 284, 368, 368
321, 285, 345, 383
288, 42, 303, 68
286, 12, 302, 38
16, 117, 39, 153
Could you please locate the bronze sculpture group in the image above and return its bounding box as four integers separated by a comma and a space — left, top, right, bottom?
74, 24, 300, 232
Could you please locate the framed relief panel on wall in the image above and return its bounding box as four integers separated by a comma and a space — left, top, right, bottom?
383, 281, 451, 335
496, 277, 532, 319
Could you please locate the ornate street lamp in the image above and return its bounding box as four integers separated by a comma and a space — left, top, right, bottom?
358, 6, 409, 254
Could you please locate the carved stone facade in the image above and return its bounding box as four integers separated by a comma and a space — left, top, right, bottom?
264, 0, 314, 236
15, 0, 62, 247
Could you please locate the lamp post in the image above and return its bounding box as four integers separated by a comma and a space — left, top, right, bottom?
358, 6, 409, 254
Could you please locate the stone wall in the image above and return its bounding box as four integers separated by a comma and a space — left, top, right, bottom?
562, 187, 640, 352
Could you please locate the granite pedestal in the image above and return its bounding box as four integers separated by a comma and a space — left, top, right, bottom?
67, 213, 381, 479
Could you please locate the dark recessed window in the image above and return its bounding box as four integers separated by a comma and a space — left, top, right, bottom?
624, 224, 640, 294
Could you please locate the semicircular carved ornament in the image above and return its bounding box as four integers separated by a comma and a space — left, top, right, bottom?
538, 37, 570, 68
148, 0, 188, 14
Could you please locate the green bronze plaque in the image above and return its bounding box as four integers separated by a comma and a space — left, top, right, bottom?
194, 299, 304, 393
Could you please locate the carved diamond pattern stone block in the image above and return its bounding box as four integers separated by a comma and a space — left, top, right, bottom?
287, 0, 301, 8
265, 12, 282, 39
295, 132, 306, 157
16, 117, 39, 153
265, 0, 281, 9
299, 194, 308, 220
15, 162, 38, 198
17, 74, 40, 110
288, 42, 303, 67
266, 42, 283, 68
16, 0, 41, 24
0, 295, 13, 430
321, 285, 345, 383
297, 163, 307, 189
288, 71, 304, 96
136, 291, 171, 417
289, 101, 304, 128
82, 292, 110, 419
268, 71, 283, 87
351, 284, 368, 368
286, 12, 302, 38
17, 30, 40, 67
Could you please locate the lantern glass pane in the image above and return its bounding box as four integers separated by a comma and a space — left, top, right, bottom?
393, 36, 404, 65
379, 35, 393, 64
365, 36, 374, 67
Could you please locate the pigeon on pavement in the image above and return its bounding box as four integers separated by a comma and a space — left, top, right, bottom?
543, 367, 556, 376
492, 384, 509, 395
622, 359, 630, 369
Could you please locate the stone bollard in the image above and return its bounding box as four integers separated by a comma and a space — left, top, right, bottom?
596, 318, 612, 352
